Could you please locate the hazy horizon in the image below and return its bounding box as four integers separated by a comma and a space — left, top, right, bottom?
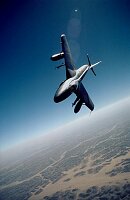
1, 96, 130, 155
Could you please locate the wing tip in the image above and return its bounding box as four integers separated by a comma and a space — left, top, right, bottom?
61, 34, 65, 38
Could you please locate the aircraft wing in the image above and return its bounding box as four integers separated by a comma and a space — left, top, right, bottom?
75, 82, 94, 111
61, 34, 76, 79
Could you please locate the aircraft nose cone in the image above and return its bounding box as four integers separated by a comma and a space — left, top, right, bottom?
54, 89, 61, 103
54, 94, 59, 103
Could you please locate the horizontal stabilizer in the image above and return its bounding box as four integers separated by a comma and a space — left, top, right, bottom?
87, 54, 91, 66
91, 68, 96, 76
87, 54, 101, 76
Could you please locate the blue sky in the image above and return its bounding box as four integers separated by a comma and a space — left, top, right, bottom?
0, 0, 130, 150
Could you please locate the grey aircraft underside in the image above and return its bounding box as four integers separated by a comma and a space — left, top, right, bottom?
51, 34, 101, 113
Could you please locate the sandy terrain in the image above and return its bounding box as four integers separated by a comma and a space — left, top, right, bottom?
29, 151, 130, 200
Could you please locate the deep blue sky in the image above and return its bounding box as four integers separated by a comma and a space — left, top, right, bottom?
0, 0, 130, 150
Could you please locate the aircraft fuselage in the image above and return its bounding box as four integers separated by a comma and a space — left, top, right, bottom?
54, 64, 88, 103
51, 34, 101, 113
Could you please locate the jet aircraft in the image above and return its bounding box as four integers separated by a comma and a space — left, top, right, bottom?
51, 34, 101, 113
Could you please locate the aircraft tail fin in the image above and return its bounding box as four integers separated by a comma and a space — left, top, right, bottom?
77, 56, 101, 83
90, 61, 102, 70
87, 54, 100, 76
